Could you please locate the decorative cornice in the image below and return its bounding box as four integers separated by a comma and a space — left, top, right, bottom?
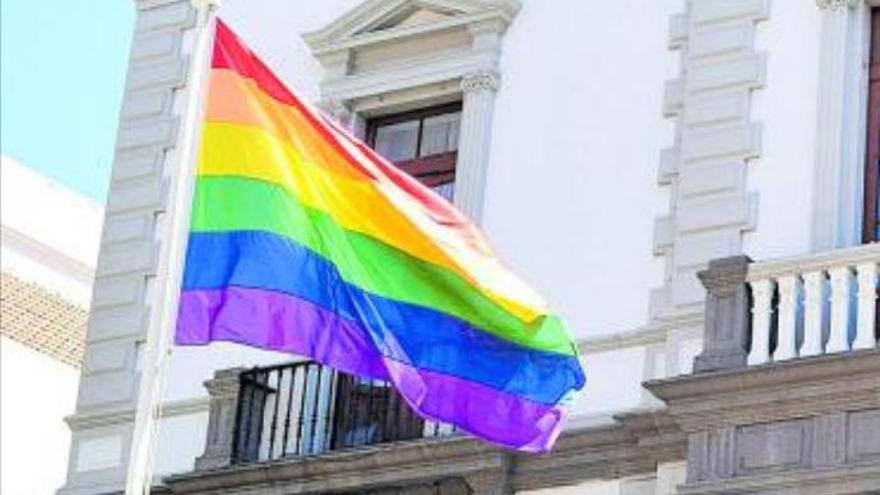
816, 0, 859, 10
65, 398, 210, 430
303, 0, 521, 53
461, 71, 500, 93
645, 349, 880, 432
578, 305, 703, 355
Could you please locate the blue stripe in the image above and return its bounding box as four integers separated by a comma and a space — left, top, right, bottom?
182, 230, 585, 405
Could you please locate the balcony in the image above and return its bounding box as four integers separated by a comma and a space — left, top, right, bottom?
647, 244, 880, 494
229, 361, 455, 464
186, 360, 460, 476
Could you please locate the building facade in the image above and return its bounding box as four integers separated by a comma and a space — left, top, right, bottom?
59, 0, 879, 494
1, 157, 104, 495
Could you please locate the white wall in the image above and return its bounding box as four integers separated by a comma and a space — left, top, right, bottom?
745, 0, 822, 260
0, 337, 80, 495
483, 0, 680, 340
149, 0, 833, 477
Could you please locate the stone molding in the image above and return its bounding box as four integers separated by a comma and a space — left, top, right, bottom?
513, 409, 685, 492
646, 349, 880, 432
302, 0, 520, 108
167, 435, 511, 495
816, 0, 860, 10
461, 71, 500, 93
166, 400, 685, 495
0, 224, 97, 305
646, 350, 880, 493
679, 463, 880, 495
751, 236, 880, 281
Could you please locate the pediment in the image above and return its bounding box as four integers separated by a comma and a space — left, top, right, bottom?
304, 0, 520, 52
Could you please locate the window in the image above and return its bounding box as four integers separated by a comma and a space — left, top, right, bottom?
366, 103, 462, 200
865, 9, 880, 243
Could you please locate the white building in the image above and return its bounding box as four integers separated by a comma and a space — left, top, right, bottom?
1, 156, 104, 495
59, 1, 879, 494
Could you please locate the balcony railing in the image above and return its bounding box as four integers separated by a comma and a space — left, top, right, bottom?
745, 243, 879, 365
693, 246, 879, 374
230, 361, 456, 464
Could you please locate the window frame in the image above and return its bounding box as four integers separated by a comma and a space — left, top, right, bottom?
864, 7, 880, 242
364, 102, 463, 158
365, 102, 462, 189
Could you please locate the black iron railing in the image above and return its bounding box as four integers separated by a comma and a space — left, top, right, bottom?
231, 361, 455, 464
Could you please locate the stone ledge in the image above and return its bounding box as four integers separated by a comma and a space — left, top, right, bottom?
165, 435, 508, 495
512, 409, 685, 492
645, 349, 880, 432
677, 461, 880, 495
165, 409, 685, 495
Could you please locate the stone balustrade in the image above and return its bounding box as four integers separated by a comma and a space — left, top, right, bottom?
746, 243, 879, 365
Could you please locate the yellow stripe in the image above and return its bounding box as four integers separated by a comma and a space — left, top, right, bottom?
198, 122, 546, 322
205, 69, 368, 182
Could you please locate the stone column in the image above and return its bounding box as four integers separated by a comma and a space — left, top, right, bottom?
453, 71, 500, 224
59, 1, 199, 493
194, 368, 246, 470
318, 98, 364, 138
693, 256, 752, 373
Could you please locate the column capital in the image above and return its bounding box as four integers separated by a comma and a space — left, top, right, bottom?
461, 71, 501, 93
816, 0, 859, 11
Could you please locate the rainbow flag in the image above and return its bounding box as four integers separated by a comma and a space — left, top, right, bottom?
175, 19, 585, 452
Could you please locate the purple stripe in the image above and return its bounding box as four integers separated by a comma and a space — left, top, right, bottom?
176, 287, 565, 452
176, 287, 389, 381
384, 360, 565, 453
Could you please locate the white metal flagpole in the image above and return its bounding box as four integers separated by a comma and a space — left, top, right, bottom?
124, 2, 218, 494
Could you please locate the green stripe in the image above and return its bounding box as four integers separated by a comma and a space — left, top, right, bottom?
189, 176, 576, 357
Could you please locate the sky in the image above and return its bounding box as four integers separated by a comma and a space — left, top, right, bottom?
1, 0, 134, 204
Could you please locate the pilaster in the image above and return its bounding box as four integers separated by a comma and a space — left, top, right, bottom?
59, 1, 199, 493
454, 72, 501, 223
194, 368, 246, 471
810, 0, 871, 249
652, 0, 767, 319
692, 256, 751, 373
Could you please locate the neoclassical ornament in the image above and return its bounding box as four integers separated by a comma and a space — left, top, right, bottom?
460, 72, 501, 93
816, 0, 859, 10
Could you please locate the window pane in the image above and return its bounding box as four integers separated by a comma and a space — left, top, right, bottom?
374, 120, 419, 161
419, 112, 461, 156
433, 183, 455, 201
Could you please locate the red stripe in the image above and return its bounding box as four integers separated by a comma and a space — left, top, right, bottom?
212, 19, 374, 180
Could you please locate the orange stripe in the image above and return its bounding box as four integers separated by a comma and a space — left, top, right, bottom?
205, 68, 368, 182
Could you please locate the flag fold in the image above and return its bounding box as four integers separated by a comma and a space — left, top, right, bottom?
176, 19, 585, 453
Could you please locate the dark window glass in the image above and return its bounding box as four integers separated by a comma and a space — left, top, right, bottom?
367, 103, 462, 200
864, 9, 880, 242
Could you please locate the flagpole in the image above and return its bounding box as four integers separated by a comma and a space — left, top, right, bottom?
124, 2, 217, 494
